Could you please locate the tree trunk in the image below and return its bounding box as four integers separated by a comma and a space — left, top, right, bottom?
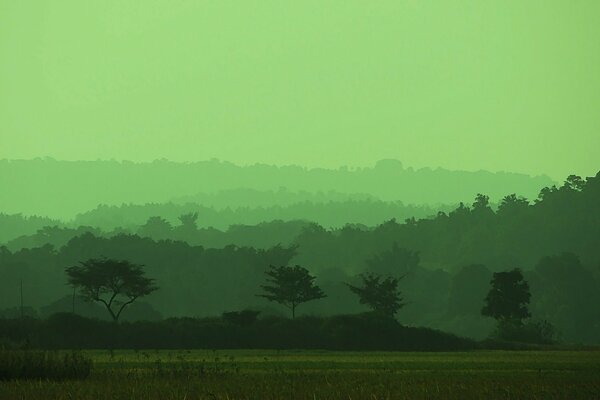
102, 303, 118, 322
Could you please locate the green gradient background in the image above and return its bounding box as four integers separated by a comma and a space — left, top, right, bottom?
1, 0, 598, 180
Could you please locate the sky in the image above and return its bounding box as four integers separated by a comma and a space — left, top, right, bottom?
1, 0, 599, 180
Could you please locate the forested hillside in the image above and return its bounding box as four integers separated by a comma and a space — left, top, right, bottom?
0, 158, 553, 218
1, 172, 598, 343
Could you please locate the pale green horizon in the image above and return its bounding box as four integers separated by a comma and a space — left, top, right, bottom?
1, 0, 599, 180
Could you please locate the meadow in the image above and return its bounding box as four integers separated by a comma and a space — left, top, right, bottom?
0, 350, 599, 399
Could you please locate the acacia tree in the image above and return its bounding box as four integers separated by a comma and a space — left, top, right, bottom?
66, 258, 158, 322
258, 265, 326, 319
481, 268, 530, 324
346, 273, 405, 317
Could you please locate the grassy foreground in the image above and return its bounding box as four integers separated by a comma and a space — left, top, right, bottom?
1, 350, 599, 399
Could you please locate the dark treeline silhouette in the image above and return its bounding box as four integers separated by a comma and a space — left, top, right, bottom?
0, 158, 552, 218
0, 214, 59, 244
0, 235, 296, 319
1, 202, 449, 247
0, 172, 599, 344
74, 198, 450, 233
292, 174, 600, 273
0, 313, 476, 351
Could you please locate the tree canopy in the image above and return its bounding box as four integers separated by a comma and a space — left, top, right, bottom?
258, 265, 326, 318
66, 258, 158, 322
482, 268, 531, 323
346, 273, 405, 317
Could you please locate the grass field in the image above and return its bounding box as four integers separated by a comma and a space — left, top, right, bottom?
1, 350, 599, 399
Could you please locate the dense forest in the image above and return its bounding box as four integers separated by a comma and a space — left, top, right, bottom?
0, 199, 451, 245
1, 172, 598, 344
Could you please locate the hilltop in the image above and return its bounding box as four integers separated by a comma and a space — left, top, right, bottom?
0, 158, 553, 219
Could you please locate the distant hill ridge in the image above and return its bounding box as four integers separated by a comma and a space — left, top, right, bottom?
169, 187, 378, 209
0, 158, 554, 219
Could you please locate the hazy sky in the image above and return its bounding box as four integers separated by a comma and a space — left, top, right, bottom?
1, 0, 599, 180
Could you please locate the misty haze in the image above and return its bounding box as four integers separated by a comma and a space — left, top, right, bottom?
1, 1, 599, 399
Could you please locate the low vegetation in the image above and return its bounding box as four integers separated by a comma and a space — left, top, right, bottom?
0, 313, 475, 351
0, 350, 599, 399
0, 350, 92, 381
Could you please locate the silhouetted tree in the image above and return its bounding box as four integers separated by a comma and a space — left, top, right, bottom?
173, 212, 199, 242
66, 258, 158, 322
563, 174, 585, 192
472, 193, 490, 211
482, 268, 530, 324
138, 216, 172, 240
258, 265, 326, 318
497, 194, 529, 217
346, 273, 405, 317
178, 212, 198, 229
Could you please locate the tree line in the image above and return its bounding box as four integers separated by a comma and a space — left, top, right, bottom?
0, 172, 599, 343
65, 256, 552, 344
5, 173, 599, 276
0, 158, 551, 219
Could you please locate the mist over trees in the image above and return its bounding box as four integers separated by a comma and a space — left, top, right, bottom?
0, 171, 599, 344
0, 214, 60, 244
0, 158, 553, 218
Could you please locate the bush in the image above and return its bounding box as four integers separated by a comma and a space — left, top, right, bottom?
0, 350, 92, 380
222, 310, 260, 326
0, 336, 21, 350
494, 319, 556, 344
0, 313, 478, 351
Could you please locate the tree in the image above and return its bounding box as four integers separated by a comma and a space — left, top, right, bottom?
66, 258, 158, 322
472, 193, 490, 211
138, 216, 172, 240
481, 268, 530, 324
346, 273, 405, 317
174, 212, 199, 241
258, 265, 326, 318
497, 194, 529, 217
178, 212, 198, 230
563, 175, 585, 192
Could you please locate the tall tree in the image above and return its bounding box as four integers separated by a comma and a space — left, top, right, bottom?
66, 258, 158, 322
258, 265, 325, 318
346, 273, 405, 317
482, 268, 530, 324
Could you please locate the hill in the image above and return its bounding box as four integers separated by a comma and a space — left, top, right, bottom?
0, 158, 553, 219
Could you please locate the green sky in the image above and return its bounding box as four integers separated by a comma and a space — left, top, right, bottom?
1, 0, 598, 180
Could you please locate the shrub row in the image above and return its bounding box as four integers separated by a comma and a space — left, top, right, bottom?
0, 312, 476, 351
